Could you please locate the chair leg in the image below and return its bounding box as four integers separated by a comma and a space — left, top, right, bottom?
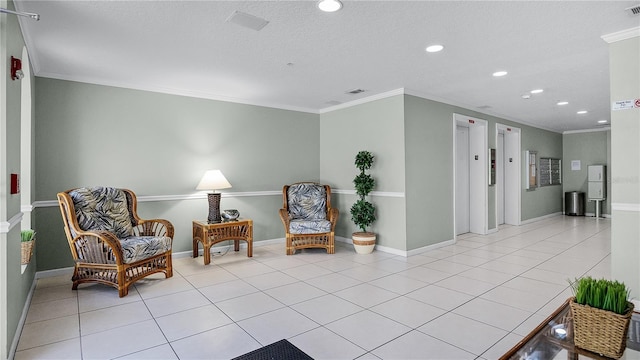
165, 253, 173, 278
286, 235, 293, 255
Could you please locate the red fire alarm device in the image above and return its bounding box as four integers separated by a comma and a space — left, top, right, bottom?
10, 174, 19, 194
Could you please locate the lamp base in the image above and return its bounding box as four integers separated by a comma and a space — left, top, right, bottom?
207, 193, 222, 223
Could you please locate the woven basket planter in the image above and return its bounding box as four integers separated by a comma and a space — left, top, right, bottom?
352, 232, 376, 254
570, 296, 634, 358
21, 239, 35, 265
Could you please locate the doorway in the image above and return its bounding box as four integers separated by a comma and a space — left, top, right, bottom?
453, 114, 488, 236
496, 124, 521, 226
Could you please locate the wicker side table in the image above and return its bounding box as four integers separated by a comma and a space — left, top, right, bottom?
192, 219, 253, 265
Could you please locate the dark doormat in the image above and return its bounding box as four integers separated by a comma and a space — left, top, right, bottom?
232, 339, 314, 360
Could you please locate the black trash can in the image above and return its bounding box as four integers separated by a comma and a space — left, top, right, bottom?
565, 191, 585, 216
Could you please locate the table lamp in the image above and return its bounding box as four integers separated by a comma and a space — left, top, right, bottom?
196, 170, 232, 223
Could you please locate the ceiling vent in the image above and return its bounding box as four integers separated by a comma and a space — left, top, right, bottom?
346, 88, 365, 95
626, 4, 640, 15
226, 11, 269, 31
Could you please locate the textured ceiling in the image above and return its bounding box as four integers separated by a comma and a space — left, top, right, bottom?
14, 0, 640, 132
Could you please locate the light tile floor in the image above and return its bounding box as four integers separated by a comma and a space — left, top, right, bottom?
12, 216, 637, 359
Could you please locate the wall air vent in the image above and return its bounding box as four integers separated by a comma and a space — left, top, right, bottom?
477, 105, 492, 109
226, 11, 269, 31
626, 4, 640, 15
346, 88, 365, 95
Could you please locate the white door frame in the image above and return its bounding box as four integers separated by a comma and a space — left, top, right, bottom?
453, 114, 488, 237
497, 132, 505, 225
496, 123, 521, 226
455, 126, 470, 235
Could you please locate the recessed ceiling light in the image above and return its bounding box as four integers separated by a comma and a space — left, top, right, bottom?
522, 94, 531, 99
577, 110, 588, 114
426, 44, 444, 53
492, 71, 508, 77
598, 120, 608, 124
557, 101, 569, 106
318, 0, 342, 12
530, 89, 544, 94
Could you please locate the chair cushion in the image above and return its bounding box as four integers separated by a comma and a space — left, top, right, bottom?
289, 219, 332, 234
69, 187, 134, 239
120, 236, 172, 264
287, 183, 327, 220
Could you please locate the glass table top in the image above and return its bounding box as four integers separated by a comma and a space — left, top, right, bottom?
501, 298, 640, 360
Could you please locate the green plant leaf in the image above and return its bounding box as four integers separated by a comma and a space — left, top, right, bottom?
353, 173, 375, 198
571, 276, 630, 315
350, 199, 376, 233
20, 229, 35, 242
351, 151, 377, 232
354, 151, 374, 172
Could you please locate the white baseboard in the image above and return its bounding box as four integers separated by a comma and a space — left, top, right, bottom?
404, 239, 456, 257
35, 267, 74, 279
336, 236, 455, 257
173, 237, 286, 258
520, 212, 563, 225
583, 212, 611, 219
9, 276, 37, 360
35, 239, 288, 278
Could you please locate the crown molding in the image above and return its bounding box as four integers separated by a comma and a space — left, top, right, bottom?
404, 88, 563, 134
602, 27, 640, 44
35, 72, 319, 115
318, 88, 405, 114
563, 127, 611, 135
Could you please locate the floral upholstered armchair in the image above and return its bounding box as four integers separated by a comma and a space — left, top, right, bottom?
279, 182, 338, 255
57, 187, 173, 297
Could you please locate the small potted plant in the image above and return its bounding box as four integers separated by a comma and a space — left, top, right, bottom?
350, 150, 376, 254
569, 276, 634, 358
21, 229, 36, 265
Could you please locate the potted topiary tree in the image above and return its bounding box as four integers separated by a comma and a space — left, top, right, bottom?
569, 276, 634, 358
350, 150, 376, 254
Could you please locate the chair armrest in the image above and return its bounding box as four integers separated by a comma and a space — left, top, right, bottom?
134, 219, 174, 238
69, 230, 125, 264
279, 209, 290, 230
328, 208, 339, 231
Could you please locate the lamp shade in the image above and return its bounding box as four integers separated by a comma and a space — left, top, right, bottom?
196, 170, 232, 191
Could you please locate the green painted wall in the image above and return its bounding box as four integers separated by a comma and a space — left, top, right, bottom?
562, 130, 610, 215
1, 0, 37, 357
319, 94, 564, 253
319, 95, 407, 250
404, 95, 563, 250
521, 126, 564, 220
404, 95, 457, 250
34, 78, 319, 270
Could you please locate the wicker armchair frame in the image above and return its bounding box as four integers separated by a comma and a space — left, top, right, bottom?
279, 183, 338, 255
57, 188, 174, 297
